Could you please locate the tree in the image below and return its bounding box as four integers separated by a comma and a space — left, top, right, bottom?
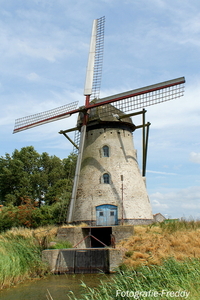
0, 146, 77, 207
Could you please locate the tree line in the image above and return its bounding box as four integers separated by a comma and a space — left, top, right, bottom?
0, 146, 77, 231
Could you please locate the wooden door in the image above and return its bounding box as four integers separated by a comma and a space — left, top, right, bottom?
96, 204, 118, 226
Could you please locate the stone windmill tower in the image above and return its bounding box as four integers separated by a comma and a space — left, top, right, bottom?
72, 104, 153, 226
13, 17, 185, 227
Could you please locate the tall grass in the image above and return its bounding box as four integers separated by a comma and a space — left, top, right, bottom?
0, 228, 53, 289
68, 258, 200, 299
0, 225, 73, 289
157, 219, 200, 233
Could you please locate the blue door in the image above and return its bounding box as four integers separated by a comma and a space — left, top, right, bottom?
96, 205, 118, 226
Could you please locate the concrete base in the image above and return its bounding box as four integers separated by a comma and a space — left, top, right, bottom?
56, 225, 134, 248
42, 225, 134, 274
42, 248, 123, 274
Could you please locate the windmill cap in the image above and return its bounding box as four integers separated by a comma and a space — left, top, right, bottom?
77, 103, 136, 132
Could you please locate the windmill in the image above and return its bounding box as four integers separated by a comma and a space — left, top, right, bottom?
13, 16, 185, 226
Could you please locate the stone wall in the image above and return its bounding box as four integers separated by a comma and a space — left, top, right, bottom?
73, 125, 153, 224
42, 248, 123, 274
57, 225, 134, 248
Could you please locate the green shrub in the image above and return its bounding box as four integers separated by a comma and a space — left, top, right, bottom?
125, 250, 133, 258
0, 202, 68, 232
48, 240, 72, 249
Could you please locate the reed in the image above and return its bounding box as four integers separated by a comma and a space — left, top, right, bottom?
68, 258, 200, 299
0, 229, 50, 289
157, 219, 200, 233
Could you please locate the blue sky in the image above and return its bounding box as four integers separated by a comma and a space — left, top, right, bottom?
1, 0, 200, 219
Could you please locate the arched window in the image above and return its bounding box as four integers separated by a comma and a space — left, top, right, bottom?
103, 173, 110, 184
103, 145, 109, 157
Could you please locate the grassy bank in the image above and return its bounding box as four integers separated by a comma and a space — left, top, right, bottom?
67, 220, 200, 300
0, 226, 58, 289
2, 220, 200, 296
68, 258, 200, 299
119, 220, 200, 268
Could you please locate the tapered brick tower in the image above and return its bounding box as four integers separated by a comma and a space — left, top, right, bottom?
72, 106, 154, 225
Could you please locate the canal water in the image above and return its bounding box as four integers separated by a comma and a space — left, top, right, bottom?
0, 273, 111, 300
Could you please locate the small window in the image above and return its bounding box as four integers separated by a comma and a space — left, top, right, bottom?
110, 211, 114, 216
99, 211, 104, 216
103, 145, 109, 157
103, 173, 110, 184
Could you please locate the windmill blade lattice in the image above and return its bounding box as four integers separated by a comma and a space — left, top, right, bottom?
91, 16, 105, 100
72, 16, 105, 154
89, 77, 185, 120
73, 130, 81, 154
13, 101, 79, 133
67, 17, 106, 223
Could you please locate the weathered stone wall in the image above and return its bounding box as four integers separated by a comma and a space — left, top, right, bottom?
112, 225, 134, 243
73, 126, 153, 224
56, 227, 89, 248
57, 225, 134, 248
42, 248, 123, 274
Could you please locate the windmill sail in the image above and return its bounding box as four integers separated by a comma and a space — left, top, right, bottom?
13, 101, 79, 133
84, 16, 105, 98
67, 124, 87, 223
68, 17, 105, 223
88, 77, 185, 120
73, 130, 81, 154
91, 16, 105, 99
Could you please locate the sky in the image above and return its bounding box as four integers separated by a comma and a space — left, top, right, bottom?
1, 0, 200, 220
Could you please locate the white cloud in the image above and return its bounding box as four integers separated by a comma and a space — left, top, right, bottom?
182, 203, 200, 210
152, 199, 168, 209
147, 170, 177, 176
150, 186, 200, 218
1, 34, 66, 62
27, 72, 40, 81
0, 82, 3, 92
190, 152, 200, 164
